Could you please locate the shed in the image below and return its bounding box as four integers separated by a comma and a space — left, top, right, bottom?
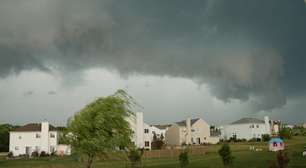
269, 138, 284, 152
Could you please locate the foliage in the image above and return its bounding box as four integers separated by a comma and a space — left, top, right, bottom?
0, 124, 15, 152
31, 151, 39, 157
7, 152, 13, 158
40, 151, 48, 157
127, 146, 144, 168
179, 149, 189, 168
67, 90, 135, 168
262, 134, 271, 142
269, 151, 290, 168
218, 143, 234, 166
279, 128, 292, 140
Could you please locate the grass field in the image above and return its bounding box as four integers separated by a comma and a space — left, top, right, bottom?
0, 136, 305, 168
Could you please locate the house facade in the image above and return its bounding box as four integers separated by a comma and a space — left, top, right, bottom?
165, 118, 219, 146
221, 116, 271, 140
127, 112, 151, 149
9, 121, 58, 156
150, 124, 170, 140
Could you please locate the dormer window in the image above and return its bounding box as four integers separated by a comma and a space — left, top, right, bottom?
36, 133, 41, 138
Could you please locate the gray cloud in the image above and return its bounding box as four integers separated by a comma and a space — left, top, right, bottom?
0, 0, 306, 112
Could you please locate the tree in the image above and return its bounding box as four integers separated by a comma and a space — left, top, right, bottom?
218, 143, 234, 167
0, 124, 15, 152
179, 149, 189, 168
262, 134, 271, 142
269, 151, 290, 168
67, 90, 135, 168
279, 128, 292, 140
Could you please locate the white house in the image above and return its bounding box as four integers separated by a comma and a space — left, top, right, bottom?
165, 118, 219, 146
9, 121, 58, 156
150, 124, 170, 140
221, 116, 271, 140
127, 112, 151, 149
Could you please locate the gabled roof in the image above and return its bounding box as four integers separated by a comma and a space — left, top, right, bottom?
11, 123, 57, 132
175, 118, 200, 127
230, 118, 265, 125
152, 124, 171, 130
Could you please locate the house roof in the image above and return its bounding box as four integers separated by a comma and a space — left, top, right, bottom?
175, 118, 200, 127
152, 124, 171, 130
11, 123, 57, 132
230, 118, 265, 125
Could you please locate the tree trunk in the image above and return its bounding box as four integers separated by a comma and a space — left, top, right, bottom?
86, 154, 94, 168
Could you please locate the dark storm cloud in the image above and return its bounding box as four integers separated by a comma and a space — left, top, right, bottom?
0, 0, 306, 111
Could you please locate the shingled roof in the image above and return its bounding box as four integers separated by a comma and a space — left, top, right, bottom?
175, 118, 200, 127
11, 123, 57, 132
230, 118, 265, 125
152, 124, 171, 130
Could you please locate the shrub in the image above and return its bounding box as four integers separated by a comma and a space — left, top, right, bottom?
279, 128, 292, 140
31, 151, 39, 157
179, 150, 189, 168
262, 134, 271, 142
40, 151, 48, 157
151, 140, 164, 150
127, 147, 144, 168
218, 143, 234, 166
7, 152, 13, 158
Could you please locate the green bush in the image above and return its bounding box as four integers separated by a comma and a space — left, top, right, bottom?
262, 134, 271, 142
31, 151, 39, 157
279, 128, 292, 140
7, 152, 13, 158
127, 147, 144, 168
179, 150, 189, 168
218, 143, 234, 166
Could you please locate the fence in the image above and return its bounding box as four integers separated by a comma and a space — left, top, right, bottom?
143, 146, 208, 159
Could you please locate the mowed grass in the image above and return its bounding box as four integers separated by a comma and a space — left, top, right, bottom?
0, 136, 305, 168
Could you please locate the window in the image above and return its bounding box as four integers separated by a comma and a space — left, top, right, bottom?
50, 133, 55, 138
15, 146, 19, 150
144, 129, 149, 133
18, 136, 22, 139
256, 125, 259, 128
36, 133, 41, 138
145, 141, 150, 147
191, 129, 195, 132
273, 142, 277, 147
204, 137, 206, 140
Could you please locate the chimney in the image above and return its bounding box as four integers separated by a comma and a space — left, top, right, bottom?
186, 118, 191, 145
264, 116, 271, 135
41, 121, 49, 153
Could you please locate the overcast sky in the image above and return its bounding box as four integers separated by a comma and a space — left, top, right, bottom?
0, 0, 306, 126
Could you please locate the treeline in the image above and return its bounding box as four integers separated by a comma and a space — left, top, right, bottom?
0, 124, 19, 152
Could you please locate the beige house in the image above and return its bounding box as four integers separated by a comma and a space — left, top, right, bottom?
165, 118, 219, 146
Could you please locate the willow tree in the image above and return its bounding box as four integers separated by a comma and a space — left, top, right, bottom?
68, 90, 136, 168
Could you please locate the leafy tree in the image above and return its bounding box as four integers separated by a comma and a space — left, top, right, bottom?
179, 149, 189, 168
218, 143, 234, 167
67, 90, 135, 168
269, 151, 290, 168
279, 128, 292, 140
0, 124, 15, 152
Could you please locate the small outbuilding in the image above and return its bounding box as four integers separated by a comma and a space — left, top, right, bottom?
269, 138, 284, 152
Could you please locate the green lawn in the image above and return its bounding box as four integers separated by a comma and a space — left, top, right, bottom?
0, 136, 305, 168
